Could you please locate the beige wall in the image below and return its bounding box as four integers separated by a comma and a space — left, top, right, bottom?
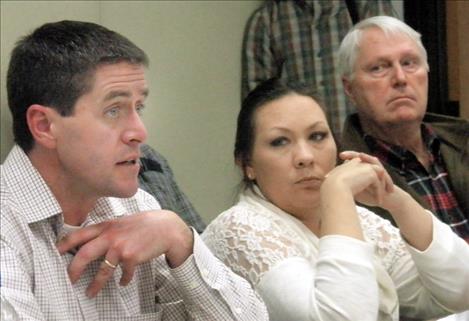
0, 0, 261, 224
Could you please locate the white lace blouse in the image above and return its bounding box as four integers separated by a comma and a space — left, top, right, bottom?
202, 188, 469, 321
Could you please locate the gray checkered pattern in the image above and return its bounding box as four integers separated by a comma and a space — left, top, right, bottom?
139, 144, 206, 233
1, 146, 268, 321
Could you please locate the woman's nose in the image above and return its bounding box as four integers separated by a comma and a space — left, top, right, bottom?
294, 143, 314, 168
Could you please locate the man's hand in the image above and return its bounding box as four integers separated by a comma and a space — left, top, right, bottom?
56, 210, 193, 298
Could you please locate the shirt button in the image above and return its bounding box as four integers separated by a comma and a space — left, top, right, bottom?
201, 268, 209, 278
189, 281, 198, 290
234, 307, 242, 314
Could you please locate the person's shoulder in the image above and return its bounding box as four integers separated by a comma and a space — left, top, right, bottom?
203, 196, 278, 236
424, 112, 469, 126
1, 173, 25, 227
140, 144, 165, 160
246, 0, 286, 26
424, 113, 469, 145
205, 201, 253, 229
0, 185, 31, 250
138, 144, 172, 185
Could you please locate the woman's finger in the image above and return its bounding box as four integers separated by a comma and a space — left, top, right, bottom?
338, 150, 361, 161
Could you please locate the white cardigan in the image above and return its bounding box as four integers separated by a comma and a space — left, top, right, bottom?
202, 188, 469, 321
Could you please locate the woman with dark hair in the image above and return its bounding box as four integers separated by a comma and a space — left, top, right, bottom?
202, 78, 469, 321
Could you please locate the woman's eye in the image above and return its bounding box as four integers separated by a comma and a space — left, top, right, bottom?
270, 137, 288, 147
105, 107, 120, 118
310, 131, 328, 142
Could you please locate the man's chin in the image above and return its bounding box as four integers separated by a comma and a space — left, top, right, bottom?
109, 185, 139, 199
389, 108, 424, 124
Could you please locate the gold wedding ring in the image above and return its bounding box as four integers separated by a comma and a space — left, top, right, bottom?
103, 258, 118, 269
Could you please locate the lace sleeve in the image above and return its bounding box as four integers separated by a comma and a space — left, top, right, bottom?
202, 204, 306, 286
357, 206, 409, 274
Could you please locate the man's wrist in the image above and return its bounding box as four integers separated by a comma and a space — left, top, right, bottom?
165, 225, 194, 268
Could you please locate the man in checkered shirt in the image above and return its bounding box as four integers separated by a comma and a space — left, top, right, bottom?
0, 20, 268, 320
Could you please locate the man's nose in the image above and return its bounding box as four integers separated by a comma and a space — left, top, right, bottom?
122, 111, 147, 145
392, 63, 407, 87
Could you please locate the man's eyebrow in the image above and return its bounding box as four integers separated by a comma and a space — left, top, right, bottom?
103, 89, 149, 102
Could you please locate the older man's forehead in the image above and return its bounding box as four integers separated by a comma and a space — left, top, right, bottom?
359, 29, 421, 55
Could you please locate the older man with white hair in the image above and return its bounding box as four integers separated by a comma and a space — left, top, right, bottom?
338, 15, 469, 321
339, 15, 469, 241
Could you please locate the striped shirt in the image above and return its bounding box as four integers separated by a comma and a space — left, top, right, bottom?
364, 125, 469, 243
241, 0, 396, 135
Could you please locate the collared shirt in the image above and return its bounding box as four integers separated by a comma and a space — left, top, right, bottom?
241, 0, 396, 136
1, 145, 268, 321
364, 125, 469, 243
138, 144, 206, 233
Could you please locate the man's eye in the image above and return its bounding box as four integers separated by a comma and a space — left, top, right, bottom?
270, 137, 288, 147
402, 59, 419, 70
136, 104, 145, 115
370, 63, 387, 74
105, 107, 120, 118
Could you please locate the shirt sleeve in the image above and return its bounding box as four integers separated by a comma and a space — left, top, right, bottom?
241, 4, 279, 99
202, 205, 379, 321
257, 236, 379, 321
170, 231, 269, 321
377, 213, 469, 318
1, 238, 46, 320
397, 215, 469, 316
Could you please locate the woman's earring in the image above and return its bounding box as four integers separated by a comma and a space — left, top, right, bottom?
247, 172, 254, 180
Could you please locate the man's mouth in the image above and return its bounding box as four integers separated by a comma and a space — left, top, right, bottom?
117, 159, 138, 165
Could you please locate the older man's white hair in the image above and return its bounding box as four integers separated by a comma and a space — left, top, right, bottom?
338, 15, 429, 80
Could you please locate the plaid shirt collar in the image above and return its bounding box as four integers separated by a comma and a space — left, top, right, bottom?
363, 124, 441, 172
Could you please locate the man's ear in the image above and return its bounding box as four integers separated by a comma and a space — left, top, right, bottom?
26, 104, 59, 149
342, 76, 356, 105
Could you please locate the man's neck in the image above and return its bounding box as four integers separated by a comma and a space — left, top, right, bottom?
360, 117, 431, 168
28, 148, 96, 226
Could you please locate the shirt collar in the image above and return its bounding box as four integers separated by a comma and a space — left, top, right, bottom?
2, 145, 126, 225
363, 123, 441, 167
2, 145, 63, 224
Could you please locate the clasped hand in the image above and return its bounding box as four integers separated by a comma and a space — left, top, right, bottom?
324, 151, 395, 209
56, 210, 193, 298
